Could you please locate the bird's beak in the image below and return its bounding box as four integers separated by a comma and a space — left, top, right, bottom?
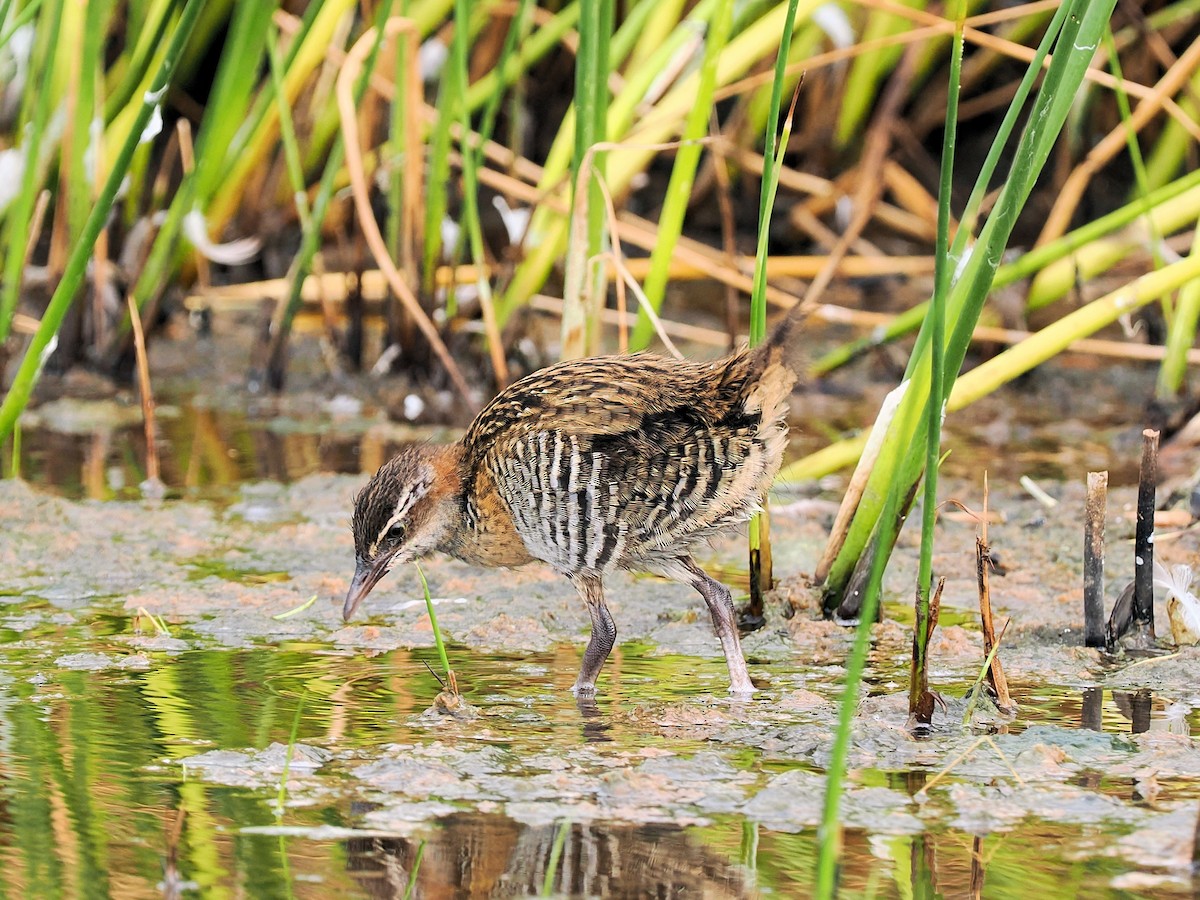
343, 557, 388, 621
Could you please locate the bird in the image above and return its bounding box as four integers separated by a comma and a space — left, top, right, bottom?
344, 310, 803, 696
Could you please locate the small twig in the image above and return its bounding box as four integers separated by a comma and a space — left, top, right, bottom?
976, 474, 1013, 711
420, 657, 446, 689
1019, 475, 1058, 508
920, 736, 987, 795
272, 594, 318, 620
1084, 471, 1108, 648
963, 618, 1010, 724
126, 291, 162, 496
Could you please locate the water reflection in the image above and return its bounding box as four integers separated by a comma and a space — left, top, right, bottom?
0, 638, 1188, 896
344, 816, 747, 898
1081, 686, 1103, 731
574, 696, 614, 743
1112, 688, 1154, 734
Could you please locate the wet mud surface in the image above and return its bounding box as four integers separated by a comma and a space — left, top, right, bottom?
5, 310, 1200, 895
3, 456, 1200, 895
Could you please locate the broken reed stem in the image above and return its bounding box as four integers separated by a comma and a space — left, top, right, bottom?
126, 293, 161, 491
1133, 428, 1159, 634
976, 475, 1012, 711
908, 576, 944, 728
1083, 471, 1108, 648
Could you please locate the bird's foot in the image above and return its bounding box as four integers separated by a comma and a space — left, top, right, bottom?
727, 677, 756, 698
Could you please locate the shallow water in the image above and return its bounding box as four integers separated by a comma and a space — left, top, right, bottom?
0, 603, 1196, 899
5, 353, 1200, 896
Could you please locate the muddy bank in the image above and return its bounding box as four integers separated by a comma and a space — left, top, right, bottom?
3, 465, 1200, 895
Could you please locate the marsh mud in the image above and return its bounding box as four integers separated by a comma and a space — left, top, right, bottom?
3, 447, 1200, 897
4, 313, 1200, 896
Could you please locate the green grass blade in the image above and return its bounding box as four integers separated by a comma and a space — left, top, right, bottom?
629, 0, 734, 350
0, 0, 208, 442
913, 0, 965, 716
415, 562, 451, 680
814, 477, 899, 899
0, 0, 64, 341
1158, 222, 1200, 397
0, 0, 43, 52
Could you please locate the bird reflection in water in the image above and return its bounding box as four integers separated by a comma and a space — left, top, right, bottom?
342, 813, 747, 898
574, 695, 613, 743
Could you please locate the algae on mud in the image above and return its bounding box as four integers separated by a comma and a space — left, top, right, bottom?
0, 460, 1199, 894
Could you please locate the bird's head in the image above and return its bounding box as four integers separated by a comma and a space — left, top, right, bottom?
344, 446, 461, 620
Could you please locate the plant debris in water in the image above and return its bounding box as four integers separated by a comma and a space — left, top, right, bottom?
1, 468, 1199, 893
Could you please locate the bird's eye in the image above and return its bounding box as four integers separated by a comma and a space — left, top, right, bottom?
387, 523, 406, 543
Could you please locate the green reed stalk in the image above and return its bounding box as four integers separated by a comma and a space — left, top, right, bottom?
541, 819, 572, 896
275, 690, 307, 821
1159, 223, 1200, 398
0, 0, 39, 51
403, 841, 425, 899
912, 0, 964, 719
500, 0, 801, 331
744, 0, 802, 611
786, 252, 1200, 485
421, 38, 457, 294
561, 0, 612, 358
9, 426, 19, 480
814, 476, 897, 898
474, 0, 533, 157
0, 0, 63, 342
385, 1, 410, 270
810, 0, 1076, 374
463, 2, 580, 112
820, 0, 1117, 605
204, 0, 356, 233
836, 0, 918, 146
629, 0, 733, 350
0, 0, 206, 443
266, 30, 311, 229
450, 0, 505, 362
812, 167, 1200, 376
1101, 26, 1170, 329
101, 0, 173, 121
66, 0, 109, 247
116, 0, 283, 356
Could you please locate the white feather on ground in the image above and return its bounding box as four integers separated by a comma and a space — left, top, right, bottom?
1153, 559, 1200, 646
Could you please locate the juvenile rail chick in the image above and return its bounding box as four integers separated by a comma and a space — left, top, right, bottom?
345, 312, 803, 695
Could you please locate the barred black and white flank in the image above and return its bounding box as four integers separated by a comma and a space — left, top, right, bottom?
347, 309, 805, 696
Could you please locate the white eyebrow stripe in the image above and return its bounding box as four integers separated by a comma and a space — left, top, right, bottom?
371, 481, 427, 551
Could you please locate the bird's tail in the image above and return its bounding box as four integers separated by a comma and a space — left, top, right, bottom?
751, 301, 808, 380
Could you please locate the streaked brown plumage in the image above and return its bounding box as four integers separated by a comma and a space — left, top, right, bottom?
346, 313, 802, 695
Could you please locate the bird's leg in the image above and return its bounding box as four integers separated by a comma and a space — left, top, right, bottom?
682, 559, 755, 695
571, 572, 616, 696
